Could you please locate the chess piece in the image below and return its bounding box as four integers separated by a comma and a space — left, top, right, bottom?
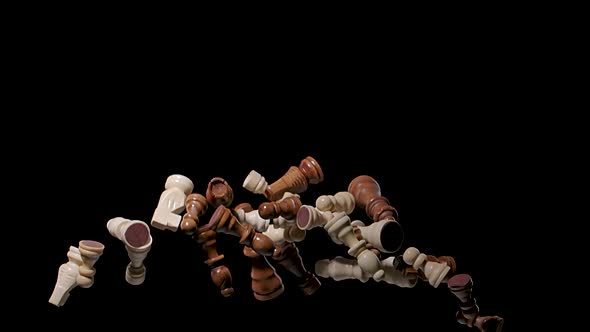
258, 193, 302, 220
180, 193, 208, 232
151, 174, 194, 231
350, 219, 403, 253
264, 224, 306, 243
403, 247, 450, 288
107, 217, 152, 285
206, 177, 234, 208
49, 246, 83, 307
76, 240, 105, 288
316, 191, 355, 214
324, 212, 384, 281
315, 256, 370, 282
296, 205, 334, 230
348, 175, 398, 222
234, 203, 270, 232
272, 242, 321, 295
244, 156, 324, 201
205, 205, 277, 257
380, 256, 418, 288
244, 246, 284, 301
448, 274, 504, 332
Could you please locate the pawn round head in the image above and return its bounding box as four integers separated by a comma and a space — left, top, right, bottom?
403, 247, 420, 265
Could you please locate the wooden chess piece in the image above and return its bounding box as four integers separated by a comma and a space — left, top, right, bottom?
315, 191, 355, 214
264, 224, 306, 243
448, 274, 504, 332
180, 193, 209, 232
350, 219, 403, 253
403, 247, 450, 288
348, 175, 398, 222
107, 217, 152, 285
234, 203, 270, 232
76, 240, 105, 288
206, 177, 234, 208
296, 205, 334, 230
272, 241, 321, 295
315, 256, 370, 282
49, 246, 83, 307
244, 246, 284, 301
258, 193, 302, 220
151, 174, 194, 231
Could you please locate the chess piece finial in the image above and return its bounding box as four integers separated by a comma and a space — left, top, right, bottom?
49, 246, 83, 307
448, 274, 504, 332
265, 156, 324, 201
107, 217, 152, 285
258, 193, 302, 220
403, 247, 450, 288
296, 205, 334, 230
348, 175, 398, 222
180, 193, 208, 234
76, 240, 105, 288
151, 174, 194, 231
316, 192, 355, 214
323, 212, 385, 281
206, 205, 277, 257
244, 246, 284, 301
350, 219, 404, 253
206, 177, 234, 208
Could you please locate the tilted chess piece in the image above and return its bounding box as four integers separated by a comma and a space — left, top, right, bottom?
315, 256, 418, 287
315, 191, 355, 214
403, 247, 450, 288
296, 205, 334, 230
76, 240, 105, 288
49, 246, 83, 307
234, 203, 270, 232
348, 175, 398, 222
107, 217, 152, 285
151, 174, 194, 231
206, 177, 234, 208
350, 219, 403, 253
244, 246, 284, 301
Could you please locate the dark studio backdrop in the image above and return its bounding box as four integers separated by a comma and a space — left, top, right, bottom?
45, 122, 516, 331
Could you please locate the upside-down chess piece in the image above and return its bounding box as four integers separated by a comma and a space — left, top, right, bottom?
107, 217, 152, 285
152, 174, 194, 231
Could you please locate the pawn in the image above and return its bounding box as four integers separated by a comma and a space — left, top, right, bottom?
351, 219, 404, 253
49, 246, 83, 307
180, 193, 208, 234
316, 192, 355, 214
403, 247, 450, 288
206, 177, 234, 208
296, 205, 334, 230
76, 240, 105, 288
151, 174, 194, 231
258, 193, 302, 220
265, 156, 324, 201
348, 175, 398, 222
107, 217, 152, 285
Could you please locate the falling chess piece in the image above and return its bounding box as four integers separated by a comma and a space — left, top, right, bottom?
180, 193, 209, 232
107, 217, 152, 285
151, 174, 194, 231
315, 192, 355, 214
258, 192, 302, 220
324, 212, 385, 281
272, 241, 321, 295
206, 177, 234, 208
243, 170, 270, 196
348, 175, 398, 222
380, 256, 418, 288
315, 256, 371, 282
350, 220, 404, 253
264, 224, 306, 244
296, 205, 334, 230
448, 274, 504, 332
206, 205, 277, 257
234, 203, 270, 232
76, 240, 105, 288
244, 246, 284, 301
403, 247, 450, 288
49, 246, 83, 307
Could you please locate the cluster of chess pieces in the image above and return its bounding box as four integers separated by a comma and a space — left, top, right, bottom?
49, 156, 503, 332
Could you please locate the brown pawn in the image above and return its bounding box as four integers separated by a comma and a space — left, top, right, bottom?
348, 175, 398, 222
448, 274, 504, 332
195, 228, 234, 297
206, 177, 234, 208
258, 195, 302, 220
180, 193, 208, 234
272, 242, 321, 295
266, 156, 324, 201
205, 205, 277, 257
244, 246, 284, 301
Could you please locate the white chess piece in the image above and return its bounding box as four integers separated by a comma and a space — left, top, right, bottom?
263, 224, 306, 244
243, 170, 268, 195
381, 257, 418, 288
315, 256, 371, 282
323, 212, 384, 281
151, 174, 194, 231
76, 240, 105, 288
296, 205, 334, 230
235, 208, 270, 232
351, 219, 404, 253
107, 217, 152, 285
403, 247, 450, 288
49, 246, 82, 307
315, 192, 355, 214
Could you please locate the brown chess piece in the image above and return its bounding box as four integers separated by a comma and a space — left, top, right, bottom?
181, 193, 233, 297
258, 194, 302, 220
448, 274, 504, 332
244, 246, 284, 301
272, 242, 321, 295
266, 156, 324, 201
206, 177, 234, 208
348, 175, 399, 222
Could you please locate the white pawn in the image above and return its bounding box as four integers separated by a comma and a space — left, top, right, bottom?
316, 192, 355, 214
235, 208, 270, 232
107, 217, 152, 285
403, 247, 450, 288
49, 246, 83, 307
381, 257, 418, 288
151, 174, 194, 231
315, 256, 371, 282
324, 212, 384, 281
350, 220, 404, 253
263, 224, 306, 244
296, 205, 334, 230
243, 170, 268, 195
